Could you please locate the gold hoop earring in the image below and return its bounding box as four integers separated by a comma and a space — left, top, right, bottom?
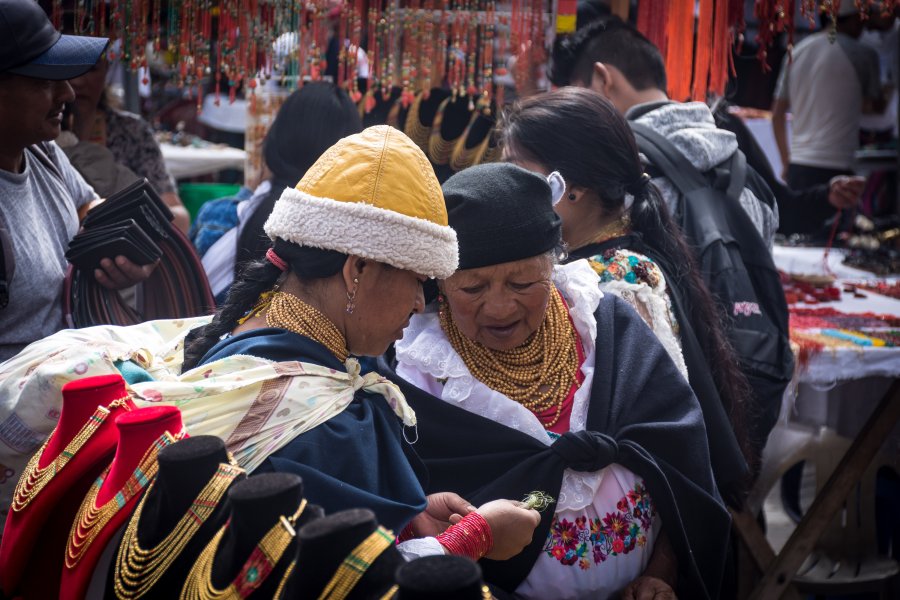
346, 278, 359, 314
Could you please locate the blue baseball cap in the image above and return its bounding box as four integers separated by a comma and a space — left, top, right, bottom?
0, 0, 108, 80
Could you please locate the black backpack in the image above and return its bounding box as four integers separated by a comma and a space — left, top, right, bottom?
630, 122, 794, 453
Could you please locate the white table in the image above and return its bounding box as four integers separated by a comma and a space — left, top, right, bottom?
160, 143, 246, 180
773, 245, 881, 281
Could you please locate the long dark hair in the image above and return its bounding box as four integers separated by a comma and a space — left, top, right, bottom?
500, 87, 754, 466
183, 240, 347, 371
236, 83, 363, 271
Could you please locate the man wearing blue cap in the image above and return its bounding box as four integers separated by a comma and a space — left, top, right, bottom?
0, 0, 155, 362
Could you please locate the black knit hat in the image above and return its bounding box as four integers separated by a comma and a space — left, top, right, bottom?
442, 163, 561, 270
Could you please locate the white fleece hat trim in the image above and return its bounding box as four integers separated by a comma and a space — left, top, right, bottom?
264, 187, 459, 279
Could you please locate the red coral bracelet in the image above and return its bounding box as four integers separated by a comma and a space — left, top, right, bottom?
396, 522, 416, 543
435, 512, 493, 561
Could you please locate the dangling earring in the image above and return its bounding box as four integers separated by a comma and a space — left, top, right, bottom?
346, 277, 359, 314
437, 293, 446, 318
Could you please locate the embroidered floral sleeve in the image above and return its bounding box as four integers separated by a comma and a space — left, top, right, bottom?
588, 249, 688, 379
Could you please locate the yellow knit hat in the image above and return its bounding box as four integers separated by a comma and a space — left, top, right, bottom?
264, 125, 458, 279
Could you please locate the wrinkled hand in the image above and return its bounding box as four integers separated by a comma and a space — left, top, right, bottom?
828, 175, 865, 210
477, 499, 541, 560
410, 492, 476, 537
94, 256, 157, 290
621, 576, 677, 600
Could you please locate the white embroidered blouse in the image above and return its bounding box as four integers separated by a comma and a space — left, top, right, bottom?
395, 260, 661, 600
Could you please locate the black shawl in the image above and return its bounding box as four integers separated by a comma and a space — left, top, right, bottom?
384, 294, 730, 598
569, 234, 750, 504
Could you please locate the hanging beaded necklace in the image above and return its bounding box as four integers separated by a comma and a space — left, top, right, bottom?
113, 462, 245, 599
265, 292, 349, 363
439, 288, 581, 429
12, 396, 132, 513
316, 526, 396, 600
179, 499, 308, 600
66, 429, 186, 569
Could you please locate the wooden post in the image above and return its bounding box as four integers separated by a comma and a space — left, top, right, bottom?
749, 379, 900, 599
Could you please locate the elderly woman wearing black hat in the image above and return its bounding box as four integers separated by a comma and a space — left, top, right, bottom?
391, 163, 730, 600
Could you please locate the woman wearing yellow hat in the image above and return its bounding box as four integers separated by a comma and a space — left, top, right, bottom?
180, 125, 539, 562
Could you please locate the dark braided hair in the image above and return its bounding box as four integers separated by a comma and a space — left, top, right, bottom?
500, 87, 756, 476
183, 239, 347, 371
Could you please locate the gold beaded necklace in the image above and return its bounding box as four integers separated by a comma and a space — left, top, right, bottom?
440, 288, 581, 429
265, 292, 349, 363
581, 215, 632, 249
316, 526, 396, 600
113, 463, 245, 599
11, 396, 131, 513
66, 430, 185, 569
179, 499, 308, 600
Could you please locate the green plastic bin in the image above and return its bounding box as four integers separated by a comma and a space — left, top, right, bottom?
178, 183, 243, 222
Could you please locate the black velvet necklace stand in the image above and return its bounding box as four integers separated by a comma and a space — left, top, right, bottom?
287, 508, 405, 599
394, 555, 489, 599
104, 435, 245, 598
210, 472, 320, 598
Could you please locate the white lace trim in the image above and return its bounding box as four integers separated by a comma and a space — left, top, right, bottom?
396, 260, 607, 512
599, 279, 688, 381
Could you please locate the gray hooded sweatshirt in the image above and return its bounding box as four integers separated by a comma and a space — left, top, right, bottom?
628, 101, 779, 248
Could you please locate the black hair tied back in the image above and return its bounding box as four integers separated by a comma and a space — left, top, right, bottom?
626, 173, 652, 199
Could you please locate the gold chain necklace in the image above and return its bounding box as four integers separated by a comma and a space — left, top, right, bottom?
317, 526, 395, 600
440, 289, 581, 429
113, 463, 245, 599
266, 292, 349, 362
180, 499, 308, 600
12, 396, 131, 513
65, 429, 185, 569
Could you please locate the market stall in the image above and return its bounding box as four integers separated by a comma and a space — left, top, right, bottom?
733, 246, 900, 599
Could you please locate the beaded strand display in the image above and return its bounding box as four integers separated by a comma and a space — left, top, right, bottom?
439, 288, 581, 429
46, 0, 553, 112
113, 463, 246, 599
11, 396, 132, 513
66, 430, 187, 569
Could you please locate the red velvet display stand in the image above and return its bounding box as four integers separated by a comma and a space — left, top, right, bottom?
58, 405, 184, 600
0, 374, 136, 599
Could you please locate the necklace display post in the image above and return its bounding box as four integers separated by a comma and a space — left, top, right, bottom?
0, 374, 135, 599
110, 436, 246, 599
60, 405, 185, 600
180, 472, 318, 600
289, 508, 404, 599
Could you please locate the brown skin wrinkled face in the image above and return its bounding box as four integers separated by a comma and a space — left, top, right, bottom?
441, 255, 553, 351
346, 261, 427, 356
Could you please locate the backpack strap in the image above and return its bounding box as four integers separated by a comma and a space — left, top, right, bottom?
629, 122, 708, 195
725, 148, 747, 204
